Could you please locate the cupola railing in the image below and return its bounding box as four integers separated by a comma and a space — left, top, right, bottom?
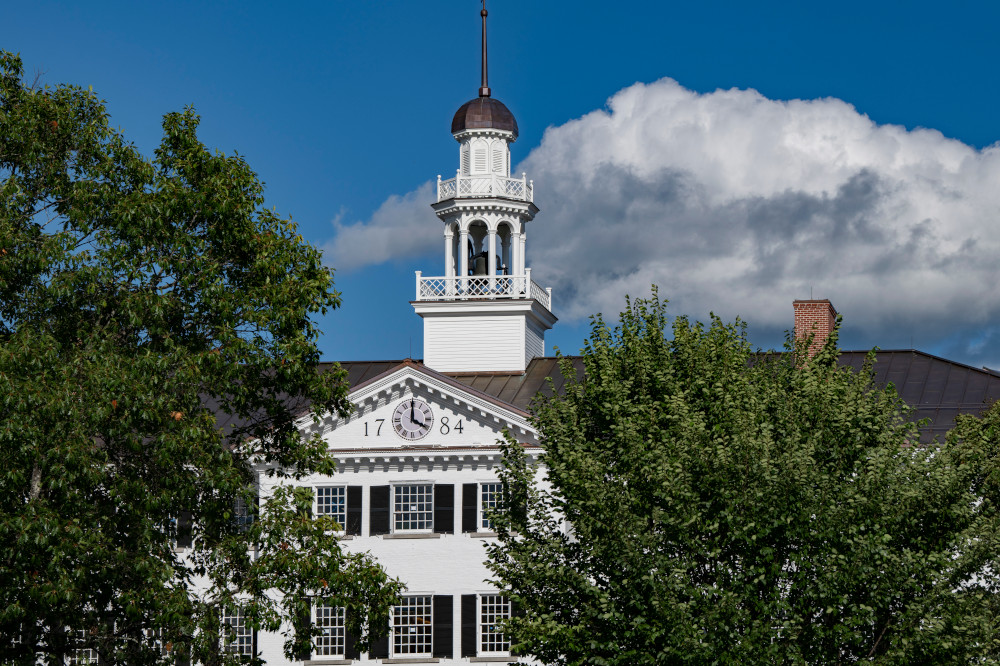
436, 171, 534, 203
415, 270, 551, 310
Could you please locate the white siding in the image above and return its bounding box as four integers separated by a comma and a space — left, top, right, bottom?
525, 317, 545, 365
423, 315, 525, 373
256, 463, 514, 665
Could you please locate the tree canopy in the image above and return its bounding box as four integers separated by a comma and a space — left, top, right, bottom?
488, 291, 1000, 664
0, 51, 402, 665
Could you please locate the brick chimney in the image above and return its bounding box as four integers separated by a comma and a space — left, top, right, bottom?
793, 299, 838, 357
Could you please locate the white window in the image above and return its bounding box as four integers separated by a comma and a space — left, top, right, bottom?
394, 484, 433, 531
11, 622, 24, 647
69, 647, 100, 665
69, 629, 99, 665
315, 486, 347, 530
480, 482, 502, 531
480, 594, 511, 654
313, 602, 346, 657
233, 494, 254, 533
460, 143, 470, 174
144, 627, 164, 655
221, 606, 253, 656
392, 596, 432, 656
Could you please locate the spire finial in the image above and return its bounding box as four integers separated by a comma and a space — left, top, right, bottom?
479, 0, 490, 97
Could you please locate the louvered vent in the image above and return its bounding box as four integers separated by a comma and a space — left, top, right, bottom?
492, 144, 504, 174
473, 145, 487, 173
460, 144, 470, 175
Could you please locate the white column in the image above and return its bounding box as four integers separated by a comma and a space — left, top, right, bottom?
444, 232, 454, 278
443, 231, 455, 296
459, 226, 469, 293
511, 231, 521, 278
519, 231, 527, 275
487, 229, 497, 293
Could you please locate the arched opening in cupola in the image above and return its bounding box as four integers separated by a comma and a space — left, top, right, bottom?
497, 221, 514, 275
467, 221, 489, 276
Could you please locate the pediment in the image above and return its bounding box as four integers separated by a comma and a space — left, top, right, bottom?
297, 362, 538, 452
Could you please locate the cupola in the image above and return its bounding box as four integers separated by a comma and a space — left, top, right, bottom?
412, 2, 555, 375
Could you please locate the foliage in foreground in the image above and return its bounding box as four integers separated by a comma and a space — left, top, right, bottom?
488, 291, 1000, 665
0, 51, 402, 665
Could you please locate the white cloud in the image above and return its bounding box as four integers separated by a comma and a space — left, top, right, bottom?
323, 78, 1000, 366
321, 182, 439, 272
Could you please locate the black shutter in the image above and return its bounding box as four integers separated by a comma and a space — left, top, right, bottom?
370, 626, 389, 659
176, 511, 193, 548
346, 486, 362, 535
295, 601, 311, 661
432, 595, 453, 659
433, 484, 454, 534
344, 609, 360, 660
461, 594, 477, 657
370, 485, 390, 535
510, 598, 523, 656
462, 483, 478, 532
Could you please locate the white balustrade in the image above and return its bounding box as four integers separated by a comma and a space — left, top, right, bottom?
436, 171, 533, 203
415, 272, 552, 311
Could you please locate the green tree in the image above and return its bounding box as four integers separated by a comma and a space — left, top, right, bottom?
488, 290, 1000, 665
0, 52, 402, 665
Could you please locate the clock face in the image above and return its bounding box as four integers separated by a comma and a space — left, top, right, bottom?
392, 398, 434, 440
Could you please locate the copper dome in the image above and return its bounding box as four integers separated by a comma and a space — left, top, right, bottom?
451, 96, 518, 139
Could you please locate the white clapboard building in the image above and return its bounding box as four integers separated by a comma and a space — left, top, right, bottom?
252, 6, 561, 664
242, 6, 1000, 663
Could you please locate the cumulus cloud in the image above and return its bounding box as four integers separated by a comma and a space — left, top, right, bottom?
323, 78, 1000, 366
321, 182, 439, 272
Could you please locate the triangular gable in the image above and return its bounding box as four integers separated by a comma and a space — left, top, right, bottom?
297, 360, 537, 451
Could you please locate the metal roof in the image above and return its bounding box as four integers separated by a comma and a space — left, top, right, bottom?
451, 96, 519, 138
838, 350, 1000, 443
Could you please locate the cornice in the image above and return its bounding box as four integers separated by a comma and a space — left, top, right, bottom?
452, 128, 515, 141
431, 198, 539, 219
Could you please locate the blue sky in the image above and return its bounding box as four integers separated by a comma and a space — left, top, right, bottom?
5, 1, 1000, 369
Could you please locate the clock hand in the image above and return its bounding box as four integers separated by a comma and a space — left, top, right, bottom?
410, 399, 415, 422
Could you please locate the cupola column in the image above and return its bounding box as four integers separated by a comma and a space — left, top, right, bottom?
511, 230, 521, 275
518, 231, 526, 275
459, 227, 469, 286
488, 228, 497, 288
444, 229, 455, 280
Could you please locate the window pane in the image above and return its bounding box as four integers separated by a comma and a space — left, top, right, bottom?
481, 483, 502, 531
221, 607, 253, 656
480, 594, 510, 654
314, 602, 346, 657
144, 627, 173, 657
316, 486, 347, 529
394, 485, 433, 531
393, 596, 432, 656
233, 494, 255, 533
69, 629, 99, 665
